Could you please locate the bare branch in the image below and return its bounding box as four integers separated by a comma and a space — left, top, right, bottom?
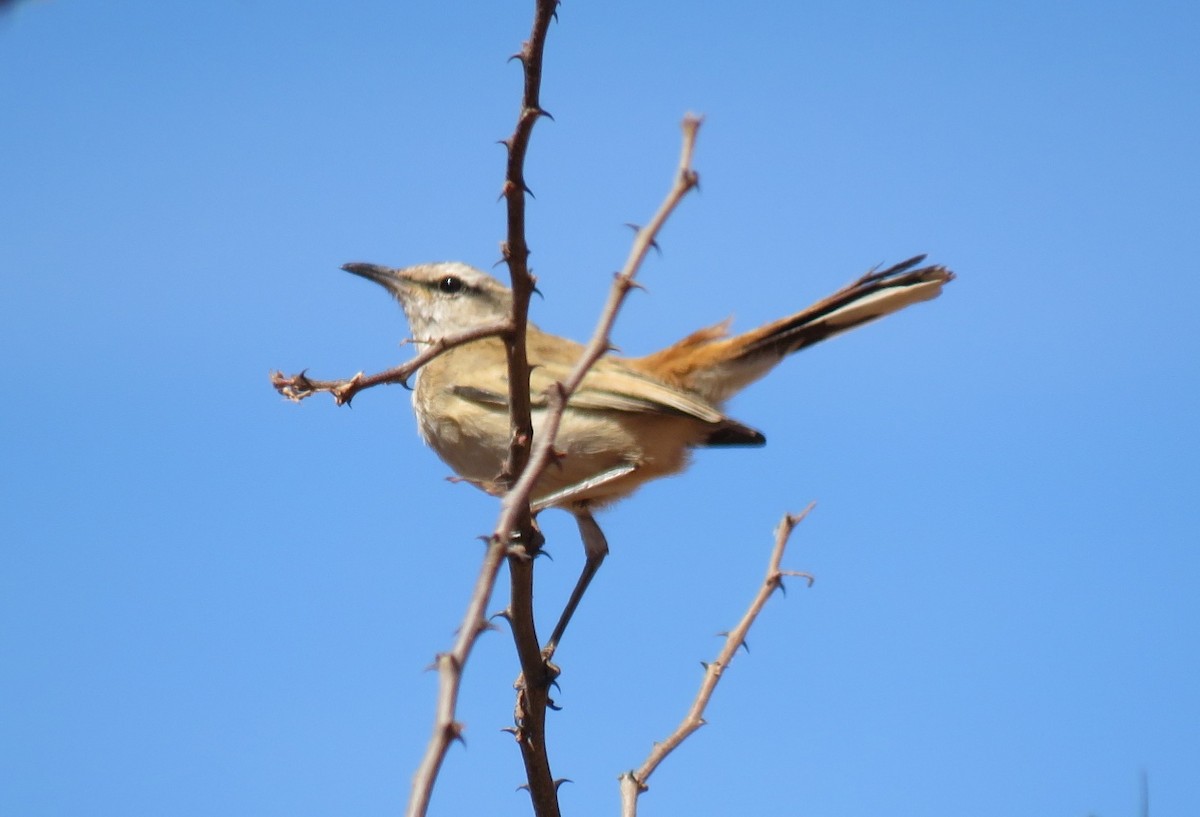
495, 113, 703, 815
498, 0, 560, 491
504, 114, 704, 540
494, 2, 565, 815
619, 503, 816, 816
405, 537, 510, 817
270, 320, 511, 405
406, 2, 562, 815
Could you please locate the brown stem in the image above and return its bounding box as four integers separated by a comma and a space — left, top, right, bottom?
497, 113, 703, 814
619, 504, 817, 816
504, 115, 703, 513
270, 320, 511, 406
495, 2, 563, 816
403, 2, 563, 815
405, 537, 509, 817
499, 0, 559, 490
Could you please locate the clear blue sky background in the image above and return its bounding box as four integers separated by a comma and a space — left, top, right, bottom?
3, 2, 1197, 815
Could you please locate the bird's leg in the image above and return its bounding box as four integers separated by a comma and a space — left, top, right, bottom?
528, 462, 638, 514
523, 462, 635, 661
541, 506, 609, 662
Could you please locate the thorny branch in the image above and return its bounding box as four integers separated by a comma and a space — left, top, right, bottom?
493, 3, 563, 816
500, 113, 703, 816
496, 115, 703, 816
270, 321, 511, 405
618, 505, 817, 817
405, 1, 561, 814
498, 0, 559, 491
503, 114, 703, 528
492, 0, 570, 812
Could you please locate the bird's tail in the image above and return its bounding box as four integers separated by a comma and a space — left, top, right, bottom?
637, 255, 954, 404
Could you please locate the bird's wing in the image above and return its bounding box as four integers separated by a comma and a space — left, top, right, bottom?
449, 356, 726, 424
562, 362, 727, 423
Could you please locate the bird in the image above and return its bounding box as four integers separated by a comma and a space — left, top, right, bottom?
343, 255, 953, 653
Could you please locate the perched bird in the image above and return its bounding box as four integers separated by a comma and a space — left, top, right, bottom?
345, 256, 953, 651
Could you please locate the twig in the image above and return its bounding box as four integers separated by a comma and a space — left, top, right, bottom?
270, 321, 511, 405
498, 115, 703, 815
405, 114, 704, 817
496, 2, 564, 816
504, 114, 703, 524
618, 504, 816, 816
498, 0, 560, 489
406, 2, 561, 815
404, 537, 508, 817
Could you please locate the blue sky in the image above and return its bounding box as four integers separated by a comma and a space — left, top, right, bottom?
2, 1, 1197, 815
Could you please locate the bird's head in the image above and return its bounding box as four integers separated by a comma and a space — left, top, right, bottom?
342, 261, 513, 339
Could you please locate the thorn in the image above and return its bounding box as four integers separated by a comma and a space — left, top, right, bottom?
516, 783, 530, 792
530, 106, 554, 122
531, 285, 544, 300
501, 726, 518, 736
490, 608, 513, 623
553, 778, 573, 790
547, 698, 562, 711
739, 639, 751, 654
447, 721, 466, 745
781, 570, 816, 587
623, 222, 641, 233
612, 271, 647, 293
507, 543, 534, 562
621, 769, 649, 788
507, 51, 525, 65
699, 661, 709, 670
523, 181, 536, 199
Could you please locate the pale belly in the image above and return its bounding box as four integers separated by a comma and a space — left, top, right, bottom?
412, 389, 699, 507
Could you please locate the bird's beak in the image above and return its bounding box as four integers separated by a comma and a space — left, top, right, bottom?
342, 261, 400, 291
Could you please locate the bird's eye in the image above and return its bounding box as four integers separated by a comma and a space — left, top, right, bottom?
438, 276, 464, 294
